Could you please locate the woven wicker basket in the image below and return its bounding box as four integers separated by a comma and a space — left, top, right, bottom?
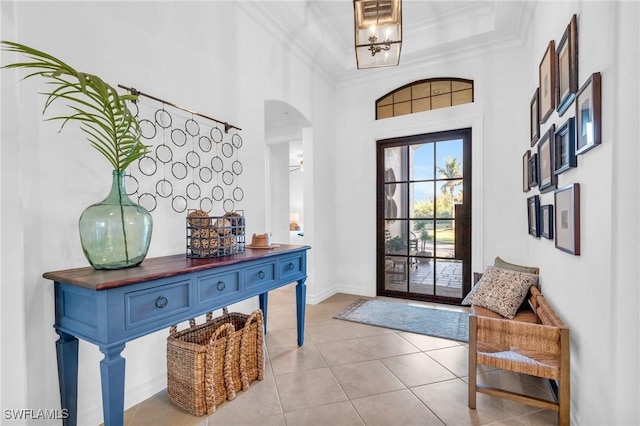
167, 319, 235, 416
166, 309, 264, 416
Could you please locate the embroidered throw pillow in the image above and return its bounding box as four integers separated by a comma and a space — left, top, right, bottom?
462, 266, 538, 319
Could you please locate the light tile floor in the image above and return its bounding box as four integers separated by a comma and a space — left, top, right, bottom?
124, 285, 558, 426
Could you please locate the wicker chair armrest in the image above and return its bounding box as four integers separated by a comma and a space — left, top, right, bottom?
472, 314, 565, 354
536, 296, 565, 327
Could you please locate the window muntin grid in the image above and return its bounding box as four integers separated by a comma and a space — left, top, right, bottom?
376, 78, 474, 120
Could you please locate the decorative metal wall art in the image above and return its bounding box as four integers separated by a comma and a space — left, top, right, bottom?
119, 86, 244, 215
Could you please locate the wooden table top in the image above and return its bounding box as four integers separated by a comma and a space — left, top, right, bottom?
43, 244, 310, 290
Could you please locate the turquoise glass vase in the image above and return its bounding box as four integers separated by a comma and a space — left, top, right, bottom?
78, 170, 153, 269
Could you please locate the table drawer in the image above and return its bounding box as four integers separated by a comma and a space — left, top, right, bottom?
279, 255, 304, 280
246, 261, 276, 290
197, 270, 241, 304
125, 280, 191, 329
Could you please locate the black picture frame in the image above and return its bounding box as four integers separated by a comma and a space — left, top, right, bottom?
576, 72, 602, 155
528, 195, 541, 238
554, 117, 577, 175
539, 40, 556, 124
556, 14, 579, 116
529, 153, 539, 188
538, 125, 557, 193
554, 183, 580, 255
523, 150, 531, 192
530, 88, 540, 146
541, 204, 554, 239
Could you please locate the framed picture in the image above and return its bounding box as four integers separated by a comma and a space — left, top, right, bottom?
554, 183, 580, 255
576, 72, 602, 155
556, 14, 578, 116
539, 40, 556, 124
529, 153, 539, 188
538, 125, 557, 193
530, 88, 540, 146
554, 117, 577, 174
541, 204, 554, 239
523, 151, 531, 192
528, 195, 541, 238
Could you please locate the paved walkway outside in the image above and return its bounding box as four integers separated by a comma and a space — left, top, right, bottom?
385, 259, 463, 299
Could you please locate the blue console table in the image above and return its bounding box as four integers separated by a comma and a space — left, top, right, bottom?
43, 244, 310, 426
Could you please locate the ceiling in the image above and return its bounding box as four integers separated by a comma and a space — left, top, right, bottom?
255, 1, 536, 155
245, 0, 535, 84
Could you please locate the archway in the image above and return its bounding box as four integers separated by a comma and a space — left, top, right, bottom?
264, 100, 312, 246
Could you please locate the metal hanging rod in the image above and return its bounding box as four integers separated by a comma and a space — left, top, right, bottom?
118, 84, 241, 133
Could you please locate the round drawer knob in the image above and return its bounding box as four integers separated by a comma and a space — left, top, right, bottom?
217, 281, 226, 291
155, 295, 169, 309
258, 271, 266, 279
288, 263, 295, 271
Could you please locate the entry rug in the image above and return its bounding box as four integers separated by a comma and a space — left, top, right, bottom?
334, 299, 469, 342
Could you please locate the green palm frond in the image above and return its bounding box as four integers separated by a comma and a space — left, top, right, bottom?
1, 40, 149, 171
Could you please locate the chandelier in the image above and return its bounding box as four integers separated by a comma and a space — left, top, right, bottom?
353, 0, 402, 69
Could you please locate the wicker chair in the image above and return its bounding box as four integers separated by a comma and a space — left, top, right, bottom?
468, 285, 570, 426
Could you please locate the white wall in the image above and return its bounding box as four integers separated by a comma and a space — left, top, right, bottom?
0, 1, 336, 424
333, 1, 639, 424
2, 1, 638, 425
267, 143, 290, 243
522, 2, 639, 424
333, 42, 526, 296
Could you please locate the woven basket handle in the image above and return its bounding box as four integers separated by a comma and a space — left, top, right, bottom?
205, 323, 236, 413
168, 319, 196, 335
168, 313, 213, 335
254, 309, 265, 381
239, 309, 264, 390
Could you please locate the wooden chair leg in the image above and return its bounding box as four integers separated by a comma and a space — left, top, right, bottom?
468, 315, 478, 409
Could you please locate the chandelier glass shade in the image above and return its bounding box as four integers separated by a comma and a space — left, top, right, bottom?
354, 0, 402, 69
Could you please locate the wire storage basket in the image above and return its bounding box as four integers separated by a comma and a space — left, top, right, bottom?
187, 210, 245, 258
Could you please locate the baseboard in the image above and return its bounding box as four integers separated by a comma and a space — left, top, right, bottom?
79, 372, 166, 425
124, 372, 167, 411
307, 283, 374, 305
307, 286, 337, 304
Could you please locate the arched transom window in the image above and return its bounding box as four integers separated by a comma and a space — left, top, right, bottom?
376, 78, 474, 120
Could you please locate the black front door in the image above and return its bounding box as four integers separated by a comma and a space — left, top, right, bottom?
377, 128, 472, 304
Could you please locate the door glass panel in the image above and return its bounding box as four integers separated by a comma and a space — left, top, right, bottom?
384, 255, 409, 291
435, 179, 462, 218
436, 139, 463, 179
410, 144, 434, 180
410, 182, 434, 219
385, 182, 407, 219
410, 219, 434, 256
409, 255, 433, 295
385, 197, 400, 219
384, 219, 408, 256
435, 259, 463, 299
384, 146, 408, 181
435, 219, 455, 258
